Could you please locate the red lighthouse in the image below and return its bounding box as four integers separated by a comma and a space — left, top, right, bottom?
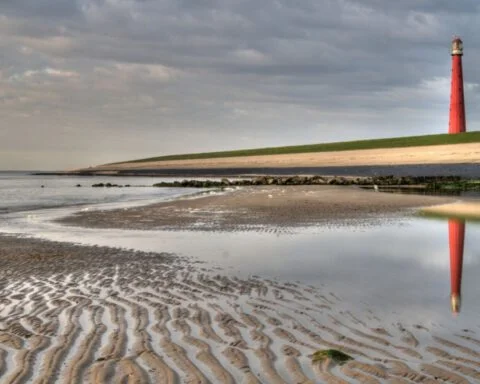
448, 37, 466, 134
448, 219, 465, 314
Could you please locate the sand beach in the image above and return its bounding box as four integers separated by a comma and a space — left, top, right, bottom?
1, 185, 480, 383
57, 185, 457, 231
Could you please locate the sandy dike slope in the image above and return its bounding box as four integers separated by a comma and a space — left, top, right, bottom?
84, 143, 480, 172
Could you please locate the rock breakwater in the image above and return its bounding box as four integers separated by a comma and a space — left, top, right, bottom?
149, 175, 465, 188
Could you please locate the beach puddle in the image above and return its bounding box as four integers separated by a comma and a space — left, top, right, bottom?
2, 207, 479, 327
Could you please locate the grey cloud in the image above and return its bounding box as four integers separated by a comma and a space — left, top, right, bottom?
0, 0, 479, 169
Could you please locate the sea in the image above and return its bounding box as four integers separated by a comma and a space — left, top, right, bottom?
1, 171, 480, 331
0, 171, 202, 214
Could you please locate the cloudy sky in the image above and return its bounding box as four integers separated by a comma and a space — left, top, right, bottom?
1, 0, 479, 170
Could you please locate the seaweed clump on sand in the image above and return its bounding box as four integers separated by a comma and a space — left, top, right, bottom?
425, 179, 480, 192
312, 349, 353, 365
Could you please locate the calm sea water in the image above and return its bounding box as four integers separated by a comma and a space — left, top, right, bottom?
0, 171, 203, 213
0, 172, 479, 330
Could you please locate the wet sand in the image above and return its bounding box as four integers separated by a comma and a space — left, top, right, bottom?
58, 185, 456, 231
1, 187, 479, 383
1, 234, 480, 383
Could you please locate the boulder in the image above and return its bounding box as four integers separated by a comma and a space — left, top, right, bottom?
311, 176, 326, 185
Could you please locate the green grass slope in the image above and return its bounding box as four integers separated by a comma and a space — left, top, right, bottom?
116, 131, 480, 164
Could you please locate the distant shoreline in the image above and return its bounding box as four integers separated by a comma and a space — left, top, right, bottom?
34, 162, 480, 178
72, 142, 480, 174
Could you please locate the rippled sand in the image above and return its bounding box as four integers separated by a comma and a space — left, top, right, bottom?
1, 236, 479, 383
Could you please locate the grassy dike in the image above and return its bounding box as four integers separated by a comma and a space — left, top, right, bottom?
115, 131, 480, 164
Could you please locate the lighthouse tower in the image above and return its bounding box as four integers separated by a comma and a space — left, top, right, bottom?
448, 37, 466, 134
448, 219, 465, 314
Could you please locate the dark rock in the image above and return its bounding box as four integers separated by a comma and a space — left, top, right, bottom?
311, 176, 326, 185
334, 177, 349, 185
148, 174, 471, 189
253, 176, 267, 185
284, 176, 303, 185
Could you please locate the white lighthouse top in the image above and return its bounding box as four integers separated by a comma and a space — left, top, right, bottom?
451, 37, 463, 56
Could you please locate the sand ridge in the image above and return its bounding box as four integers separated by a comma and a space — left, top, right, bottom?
1, 236, 479, 383
57, 185, 456, 231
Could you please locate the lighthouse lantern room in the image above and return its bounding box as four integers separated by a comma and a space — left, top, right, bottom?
451, 38, 463, 55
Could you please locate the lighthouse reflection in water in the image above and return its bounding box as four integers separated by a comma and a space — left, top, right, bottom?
448, 219, 465, 315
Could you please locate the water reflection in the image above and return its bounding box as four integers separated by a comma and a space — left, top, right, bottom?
3, 203, 480, 326
448, 219, 465, 315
